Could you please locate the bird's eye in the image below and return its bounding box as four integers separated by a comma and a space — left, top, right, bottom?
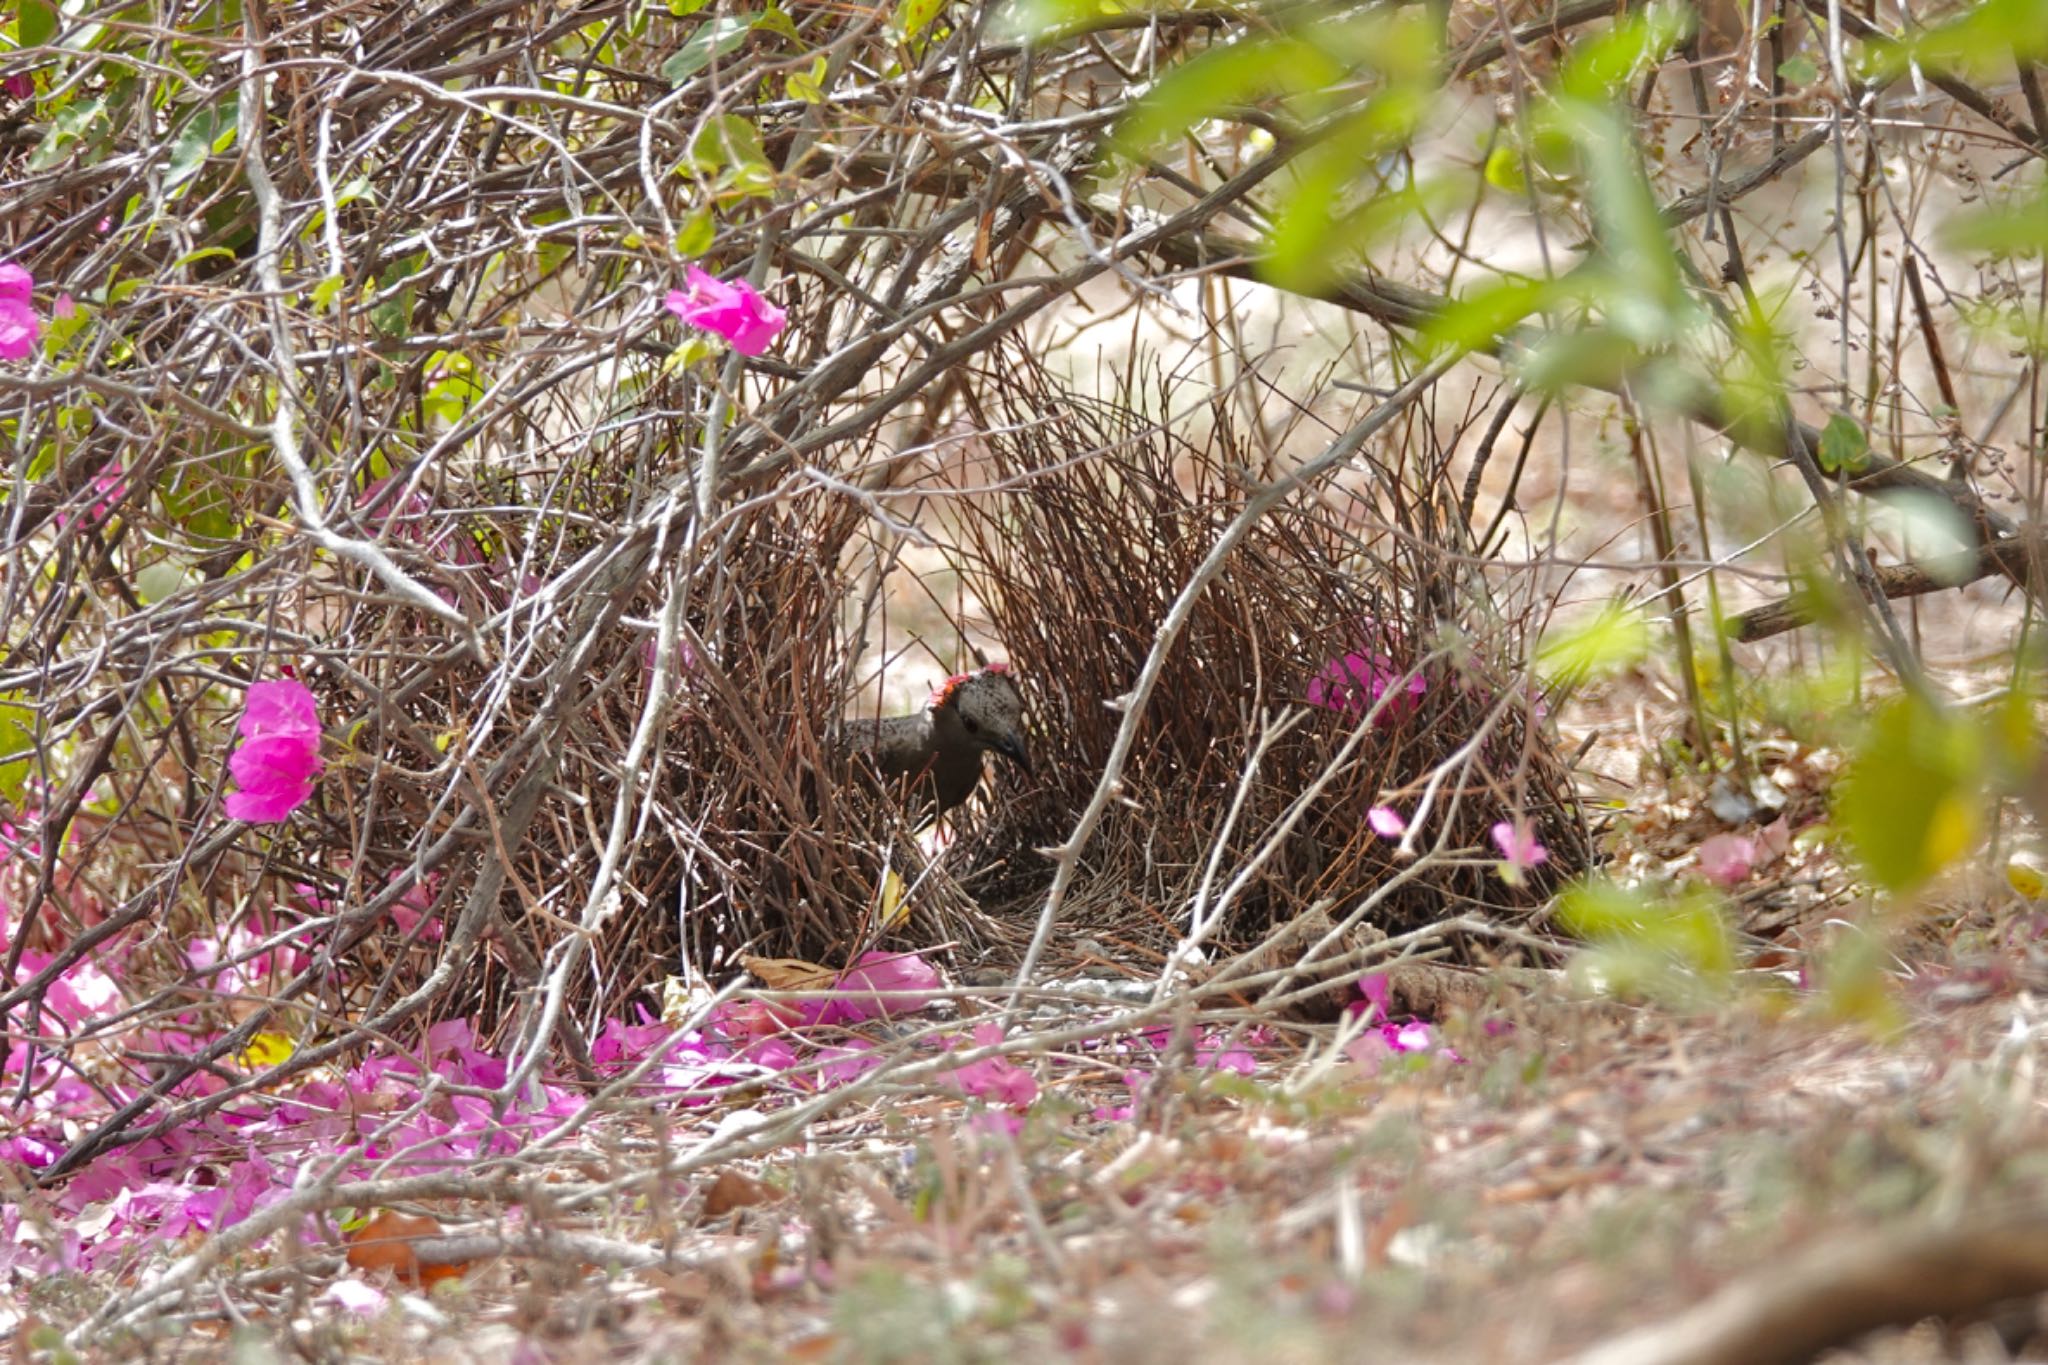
963, 716, 981, 733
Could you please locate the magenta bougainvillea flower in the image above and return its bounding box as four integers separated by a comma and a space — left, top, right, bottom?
1307, 650, 1426, 725
0, 262, 41, 361
664, 266, 786, 356
1368, 805, 1407, 839
225, 680, 324, 823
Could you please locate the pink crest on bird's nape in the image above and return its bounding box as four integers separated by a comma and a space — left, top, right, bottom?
930, 662, 1010, 708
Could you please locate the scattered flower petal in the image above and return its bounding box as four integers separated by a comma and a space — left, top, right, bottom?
1368, 805, 1407, 839
1490, 819, 1548, 873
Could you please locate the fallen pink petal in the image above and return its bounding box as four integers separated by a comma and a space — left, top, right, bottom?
1491, 819, 1548, 870
1368, 805, 1407, 839
1696, 831, 1757, 887
665, 266, 787, 356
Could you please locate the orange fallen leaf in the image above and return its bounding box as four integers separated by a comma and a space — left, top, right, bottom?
345, 1210, 471, 1287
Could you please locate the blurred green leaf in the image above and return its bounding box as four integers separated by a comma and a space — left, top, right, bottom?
786, 54, 829, 103
893, 0, 946, 43
1836, 693, 1983, 893
0, 697, 34, 806
674, 208, 715, 257
992, 0, 1107, 43
1777, 53, 1818, 83
1558, 4, 1694, 100
1859, 0, 2048, 78
1513, 322, 1644, 393
1482, 142, 1526, 194
1111, 33, 1345, 156
1945, 186, 2048, 258
167, 96, 239, 191
1260, 93, 1435, 291
1557, 878, 1737, 1004
753, 3, 799, 41
1816, 413, 1870, 473
1813, 925, 1906, 1035
17, 0, 57, 49
662, 15, 750, 83
1537, 601, 1651, 687
1421, 274, 1553, 356
1539, 98, 1686, 337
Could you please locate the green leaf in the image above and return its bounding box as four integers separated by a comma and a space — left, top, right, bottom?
1482, 142, 1526, 194
753, 3, 799, 42
28, 95, 106, 173
668, 0, 710, 14
786, 54, 829, 103
673, 208, 716, 257
1558, 4, 1694, 100
662, 15, 751, 83
1859, 0, 2048, 77
1776, 54, 1818, 83
18, 0, 57, 48
0, 696, 34, 805
1537, 602, 1650, 688
1538, 98, 1686, 336
167, 97, 240, 191
893, 0, 946, 42
991, 0, 1103, 43
1111, 34, 1343, 157
687, 113, 767, 173
1945, 186, 2048, 258
1420, 274, 1553, 357
310, 274, 346, 313
1815, 412, 1869, 473
1557, 878, 1737, 1005
1835, 693, 1983, 893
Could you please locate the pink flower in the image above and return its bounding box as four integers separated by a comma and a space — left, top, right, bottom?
3, 74, 29, 101
664, 266, 786, 356
828, 950, 939, 1022
1695, 832, 1755, 888
946, 1023, 1038, 1107
53, 292, 74, 320
1308, 651, 1426, 725
1490, 819, 1548, 873
0, 262, 39, 361
225, 680, 324, 823
1368, 805, 1406, 839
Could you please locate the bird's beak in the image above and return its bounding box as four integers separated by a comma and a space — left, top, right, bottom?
998, 734, 1032, 776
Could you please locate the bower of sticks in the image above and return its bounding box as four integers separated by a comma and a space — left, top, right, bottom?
5, 329, 1583, 1106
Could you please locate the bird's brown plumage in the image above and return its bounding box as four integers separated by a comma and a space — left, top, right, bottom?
842, 665, 1031, 817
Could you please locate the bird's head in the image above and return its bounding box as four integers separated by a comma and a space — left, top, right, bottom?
931, 664, 1032, 774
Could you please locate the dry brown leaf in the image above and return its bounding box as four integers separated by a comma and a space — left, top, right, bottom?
702, 1168, 777, 1219
740, 954, 838, 992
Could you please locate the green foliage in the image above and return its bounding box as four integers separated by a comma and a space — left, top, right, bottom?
1944, 183, 2048, 258
1557, 878, 1737, 1006
1816, 413, 1870, 474
1537, 602, 1651, 688
1556, 4, 1694, 100
661, 14, 751, 83
1857, 0, 2048, 77
1835, 693, 1984, 894
0, 695, 36, 805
